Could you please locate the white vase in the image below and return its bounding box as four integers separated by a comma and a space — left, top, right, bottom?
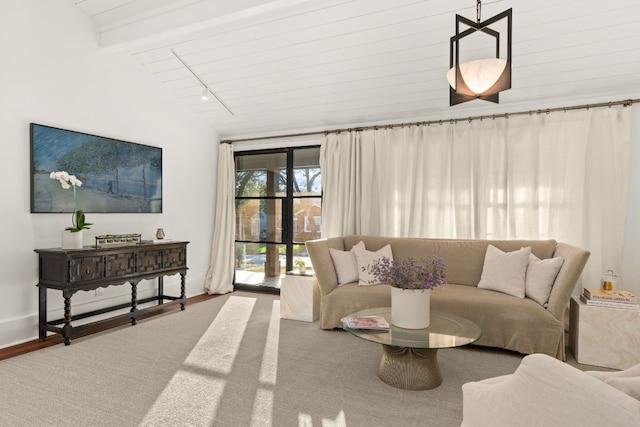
391, 287, 431, 329
62, 229, 84, 249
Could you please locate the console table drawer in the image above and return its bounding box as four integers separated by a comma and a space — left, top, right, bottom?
164, 246, 186, 269
105, 252, 136, 278
69, 256, 103, 282
138, 249, 163, 273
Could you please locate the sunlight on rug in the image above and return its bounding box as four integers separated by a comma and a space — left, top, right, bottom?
299, 410, 347, 427
141, 295, 258, 426
142, 294, 349, 427
250, 299, 281, 426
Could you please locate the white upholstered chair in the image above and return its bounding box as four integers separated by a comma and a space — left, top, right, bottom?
461, 353, 640, 427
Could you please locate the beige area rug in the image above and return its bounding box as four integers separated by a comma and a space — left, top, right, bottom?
0, 291, 525, 426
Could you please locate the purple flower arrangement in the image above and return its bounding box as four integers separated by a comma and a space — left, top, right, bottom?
365, 256, 447, 290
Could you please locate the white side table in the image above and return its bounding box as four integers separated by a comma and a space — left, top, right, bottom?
569, 295, 640, 369
280, 273, 319, 322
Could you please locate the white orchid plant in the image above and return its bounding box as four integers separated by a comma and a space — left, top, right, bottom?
50, 171, 93, 232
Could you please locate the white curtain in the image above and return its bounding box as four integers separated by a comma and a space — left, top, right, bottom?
205, 143, 235, 294
320, 107, 631, 287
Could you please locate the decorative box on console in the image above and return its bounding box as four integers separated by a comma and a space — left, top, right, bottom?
280, 273, 319, 322
94, 233, 142, 247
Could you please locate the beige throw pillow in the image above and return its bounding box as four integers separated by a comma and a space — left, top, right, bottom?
353, 244, 393, 286
477, 245, 531, 298
329, 241, 365, 286
525, 254, 564, 307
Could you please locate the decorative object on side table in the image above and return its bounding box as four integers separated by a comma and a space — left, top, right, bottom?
156, 228, 165, 240
294, 258, 307, 274
601, 269, 617, 291
364, 256, 446, 329
50, 171, 93, 249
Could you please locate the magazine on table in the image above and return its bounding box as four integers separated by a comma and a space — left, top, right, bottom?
341, 315, 390, 330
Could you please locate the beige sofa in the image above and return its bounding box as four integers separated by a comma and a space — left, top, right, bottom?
305, 235, 590, 360
461, 353, 640, 426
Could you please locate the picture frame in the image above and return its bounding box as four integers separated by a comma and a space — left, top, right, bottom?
30, 123, 162, 213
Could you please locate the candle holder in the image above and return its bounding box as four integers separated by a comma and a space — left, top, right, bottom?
601, 270, 617, 291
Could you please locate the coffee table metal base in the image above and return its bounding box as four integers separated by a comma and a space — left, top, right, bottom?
378, 345, 442, 390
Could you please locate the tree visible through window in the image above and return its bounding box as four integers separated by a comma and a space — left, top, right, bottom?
234, 147, 321, 287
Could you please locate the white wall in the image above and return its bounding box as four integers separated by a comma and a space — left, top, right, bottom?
0, 1, 219, 348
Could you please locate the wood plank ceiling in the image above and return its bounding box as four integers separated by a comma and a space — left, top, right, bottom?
70, 0, 640, 140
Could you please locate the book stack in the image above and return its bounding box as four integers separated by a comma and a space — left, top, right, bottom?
581, 288, 639, 310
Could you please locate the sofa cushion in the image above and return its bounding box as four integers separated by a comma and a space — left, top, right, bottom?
432, 284, 564, 358
329, 241, 365, 285
477, 245, 531, 298
353, 244, 393, 286
525, 254, 565, 307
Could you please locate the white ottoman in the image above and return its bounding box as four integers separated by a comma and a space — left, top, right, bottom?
280, 273, 319, 322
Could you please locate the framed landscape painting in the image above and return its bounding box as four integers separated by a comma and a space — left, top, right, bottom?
30, 123, 162, 213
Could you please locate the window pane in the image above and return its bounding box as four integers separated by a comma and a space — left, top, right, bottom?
293, 147, 321, 196
236, 153, 287, 197
234, 147, 321, 287
235, 242, 285, 284
293, 197, 322, 242
235, 198, 283, 242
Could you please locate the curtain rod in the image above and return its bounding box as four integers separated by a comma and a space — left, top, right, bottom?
220, 98, 638, 144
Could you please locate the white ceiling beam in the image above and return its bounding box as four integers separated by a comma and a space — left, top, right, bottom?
100, 0, 340, 51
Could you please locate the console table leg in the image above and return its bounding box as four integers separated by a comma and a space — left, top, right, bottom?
180, 273, 186, 310
158, 276, 164, 304
62, 292, 72, 346
38, 287, 47, 340
130, 282, 138, 325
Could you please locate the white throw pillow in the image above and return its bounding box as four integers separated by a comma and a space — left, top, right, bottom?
525, 254, 564, 308
477, 245, 531, 298
329, 241, 365, 285
605, 377, 640, 401
353, 244, 393, 286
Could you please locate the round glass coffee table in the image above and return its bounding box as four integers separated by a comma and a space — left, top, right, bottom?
343, 307, 482, 390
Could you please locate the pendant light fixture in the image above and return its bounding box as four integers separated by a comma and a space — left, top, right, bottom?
448, 1, 512, 106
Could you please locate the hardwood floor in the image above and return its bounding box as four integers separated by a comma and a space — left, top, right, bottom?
0, 293, 222, 361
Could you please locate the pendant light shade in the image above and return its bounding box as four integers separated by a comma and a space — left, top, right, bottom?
446, 58, 507, 95
449, 1, 512, 106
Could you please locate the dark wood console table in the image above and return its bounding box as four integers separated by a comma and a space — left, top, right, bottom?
35, 241, 188, 345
